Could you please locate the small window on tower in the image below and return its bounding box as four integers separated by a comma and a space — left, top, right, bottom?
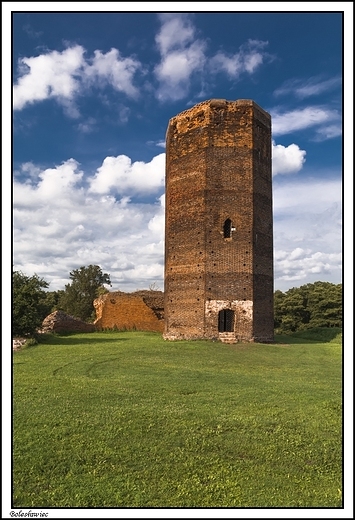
223, 218, 232, 239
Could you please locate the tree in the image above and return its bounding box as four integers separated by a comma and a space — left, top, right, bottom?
58, 265, 111, 321
305, 281, 342, 329
273, 290, 285, 330
149, 282, 161, 291
42, 290, 63, 315
13, 271, 49, 336
274, 281, 342, 333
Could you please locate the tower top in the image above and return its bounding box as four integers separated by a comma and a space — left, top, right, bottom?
168, 98, 271, 126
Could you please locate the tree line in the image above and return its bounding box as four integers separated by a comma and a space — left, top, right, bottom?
12, 266, 342, 337
274, 281, 342, 333
13, 265, 111, 337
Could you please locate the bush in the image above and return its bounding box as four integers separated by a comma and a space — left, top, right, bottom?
13, 271, 50, 336
23, 337, 39, 349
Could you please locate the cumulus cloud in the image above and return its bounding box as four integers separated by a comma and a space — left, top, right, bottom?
13, 17, 275, 111
275, 249, 341, 285
154, 15, 272, 102
13, 153, 341, 294
84, 48, 141, 97
13, 45, 142, 113
13, 157, 166, 292
273, 177, 342, 290
271, 105, 341, 138
13, 46, 85, 112
155, 13, 196, 56
272, 140, 306, 176
209, 39, 270, 78
14, 159, 84, 206
88, 153, 165, 196
154, 14, 206, 101
148, 194, 165, 236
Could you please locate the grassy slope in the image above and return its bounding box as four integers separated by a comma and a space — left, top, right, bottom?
13, 332, 342, 508
276, 327, 342, 344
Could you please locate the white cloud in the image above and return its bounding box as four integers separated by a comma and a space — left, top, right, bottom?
274, 75, 341, 99
84, 48, 141, 98
13, 45, 142, 113
13, 46, 85, 112
14, 159, 84, 207
77, 117, 97, 134
154, 15, 206, 102
151, 140, 166, 149
13, 17, 275, 111
271, 105, 341, 137
313, 124, 342, 141
275, 249, 341, 285
148, 194, 165, 236
272, 140, 306, 176
273, 178, 341, 214
155, 13, 196, 55
155, 42, 207, 101
88, 153, 165, 196
273, 177, 342, 291
209, 39, 270, 78
13, 155, 341, 294
13, 158, 166, 292
154, 16, 272, 102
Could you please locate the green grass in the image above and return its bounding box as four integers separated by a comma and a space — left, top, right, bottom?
281, 327, 342, 344
13, 331, 342, 508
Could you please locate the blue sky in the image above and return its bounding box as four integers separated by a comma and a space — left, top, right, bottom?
10, 6, 347, 293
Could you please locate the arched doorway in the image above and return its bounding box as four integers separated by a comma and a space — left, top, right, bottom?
218, 309, 235, 332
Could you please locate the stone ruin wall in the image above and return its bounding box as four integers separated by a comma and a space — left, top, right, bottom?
38, 292, 164, 335
41, 310, 96, 334
93, 291, 164, 332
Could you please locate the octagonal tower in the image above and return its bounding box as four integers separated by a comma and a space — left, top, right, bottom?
164, 99, 273, 342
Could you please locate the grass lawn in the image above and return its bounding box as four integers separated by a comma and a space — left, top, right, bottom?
13, 331, 342, 508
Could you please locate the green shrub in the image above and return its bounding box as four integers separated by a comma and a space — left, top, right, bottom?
21, 337, 38, 349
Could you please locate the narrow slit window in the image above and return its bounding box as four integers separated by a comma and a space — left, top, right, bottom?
223, 218, 232, 238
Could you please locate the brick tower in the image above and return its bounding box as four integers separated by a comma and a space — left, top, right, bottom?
164, 99, 273, 343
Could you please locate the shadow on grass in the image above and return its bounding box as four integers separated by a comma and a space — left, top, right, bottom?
36, 327, 342, 348
274, 335, 319, 345
274, 327, 342, 345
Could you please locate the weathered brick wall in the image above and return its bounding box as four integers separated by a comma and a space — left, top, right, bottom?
94, 291, 164, 332
41, 310, 96, 333
252, 105, 274, 341
164, 99, 273, 342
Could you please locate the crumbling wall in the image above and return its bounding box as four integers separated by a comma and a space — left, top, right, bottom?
41, 310, 96, 333
93, 291, 164, 332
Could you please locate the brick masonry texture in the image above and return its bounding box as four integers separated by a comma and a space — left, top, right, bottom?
41, 310, 96, 334
94, 291, 164, 332
164, 99, 274, 342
